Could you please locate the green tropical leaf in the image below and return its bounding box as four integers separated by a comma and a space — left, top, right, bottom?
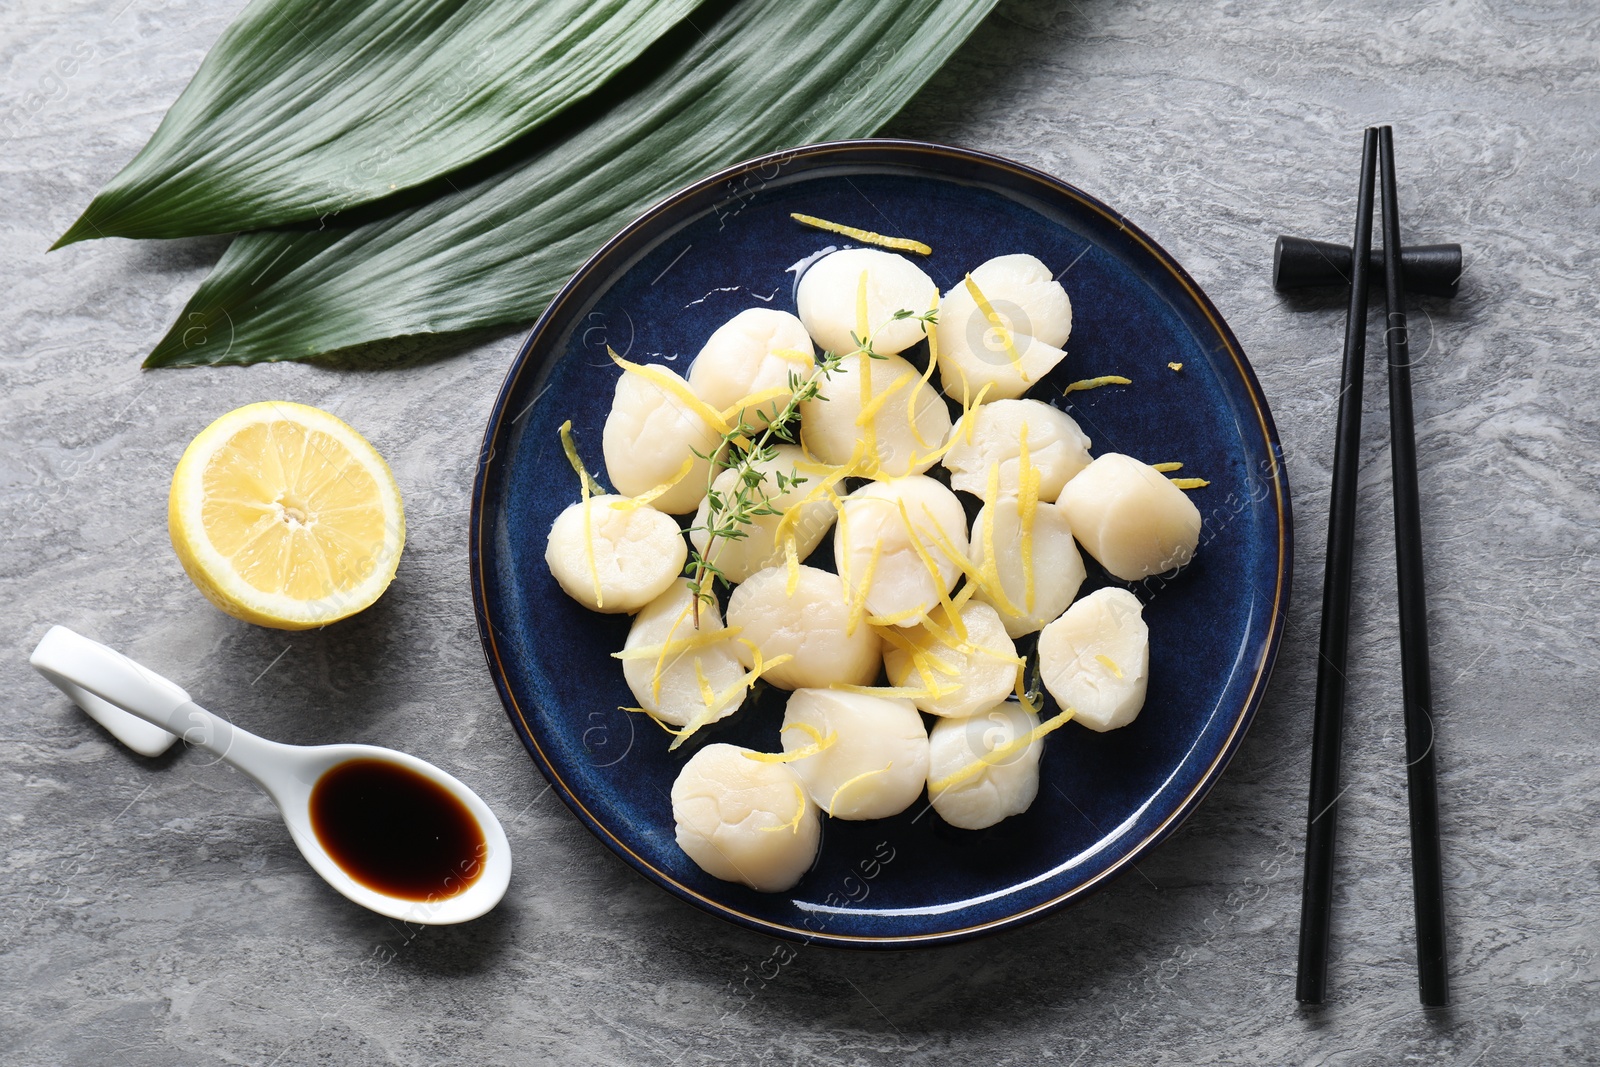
55, 0, 699, 246
145, 0, 998, 368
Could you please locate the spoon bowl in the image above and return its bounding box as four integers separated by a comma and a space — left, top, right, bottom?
31, 625, 511, 925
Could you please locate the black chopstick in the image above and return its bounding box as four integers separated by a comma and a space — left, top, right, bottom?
1296, 128, 1377, 1006
1377, 125, 1449, 1008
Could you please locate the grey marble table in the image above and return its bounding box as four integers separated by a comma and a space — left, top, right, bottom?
3, 1, 1596, 1063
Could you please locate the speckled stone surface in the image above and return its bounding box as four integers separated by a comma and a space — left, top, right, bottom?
2, 1, 1596, 1063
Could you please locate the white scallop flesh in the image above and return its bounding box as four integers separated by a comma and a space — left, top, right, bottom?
544, 496, 688, 614
927, 701, 1043, 830
620, 579, 748, 728
1037, 586, 1149, 732
602, 363, 723, 514
671, 743, 821, 892
943, 399, 1092, 502
781, 688, 929, 820
1055, 453, 1202, 580
687, 308, 816, 428
726, 565, 882, 690
799, 349, 952, 477
882, 600, 1020, 718
833, 476, 968, 628
688, 444, 837, 584
968, 497, 1086, 638
795, 247, 938, 356
935, 254, 1073, 402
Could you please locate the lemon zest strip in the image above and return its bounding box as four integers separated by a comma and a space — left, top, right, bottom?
864, 605, 928, 628
559, 420, 605, 496
611, 626, 744, 662
928, 706, 1076, 795
615, 457, 696, 510
1168, 362, 1184, 371
854, 370, 912, 427
845, 538, 883, 638
609, 347, 731, 435
1095, 654, 1124, 678
790, 213, 932, 256
1151, 461, 1183, 473
720, 385, 794, 424
976, 464, 1024, 618
964, 274, 1026, 381
772, 347, 817, 368
1064, 375, 1132, 394
758, 781, 810, 834
826, 762, 895, 816
1171, 477, 1211, 489
895, 499, 963, 636
906, 294, 942, 450
744, 729, 837, 764
665, 648, 793, 752
783, 535, 801, 595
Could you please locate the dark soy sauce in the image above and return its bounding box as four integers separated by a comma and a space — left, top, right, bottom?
310, 759, 485, 902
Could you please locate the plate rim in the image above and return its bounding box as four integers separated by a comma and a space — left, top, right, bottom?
469, 137, 1293, 948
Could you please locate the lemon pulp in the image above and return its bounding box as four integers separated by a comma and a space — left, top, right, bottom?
169, 401, 404, 630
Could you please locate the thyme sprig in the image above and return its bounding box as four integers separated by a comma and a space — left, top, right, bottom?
686, 307, 938, 617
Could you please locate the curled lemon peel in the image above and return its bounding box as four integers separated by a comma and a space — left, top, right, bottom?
579, 475, 602, 609
611, 625, 744, 662
664, 648, 794, 752
845, 539, 883, 638
976, 464, 1024, 618
879, 625, 969, 700
609, 347, 731, 435
720, 385, 794, 424
744, 727, 837, 764
783, 535, 801, 595
895, 498, 963, 633
1095, 653, 1124, 679
757, 781, 810, 835
855, 360, 878, 473
854, 369, 912, 427
826, 762, 895, 817
963, 274, 1026, 382
906, 294, 943, 451
1151, 461, 1183, 473
772, 347, 817, 368
864, 605, 928, 628
559, 420, 605, 496
772, 444, 860, 549
694, 660, 716, 717
620, 704, 685, 736
1063, 374, 1132, 394
1168, 362, 1184, 371
1171, 477, 1211, 489
790, 213, 932, 256
914, 510, 988, 602
928, 706, 1076, 795
617, 457, 696, 511
647, 599, 699, 704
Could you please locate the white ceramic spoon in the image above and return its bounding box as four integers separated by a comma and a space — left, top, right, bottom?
30, 625, 511, 925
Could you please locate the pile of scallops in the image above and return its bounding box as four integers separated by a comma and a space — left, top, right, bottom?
544, 245, 1203, 893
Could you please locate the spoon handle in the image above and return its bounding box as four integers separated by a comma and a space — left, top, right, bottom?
30, 626, 291, 785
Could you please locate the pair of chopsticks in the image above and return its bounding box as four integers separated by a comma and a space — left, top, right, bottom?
1296, 126, 1448, 1007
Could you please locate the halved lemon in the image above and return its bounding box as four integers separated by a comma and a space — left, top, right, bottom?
169, 401, 405, 630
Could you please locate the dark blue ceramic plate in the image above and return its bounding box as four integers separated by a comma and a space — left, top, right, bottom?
471, 140, 1290, 947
